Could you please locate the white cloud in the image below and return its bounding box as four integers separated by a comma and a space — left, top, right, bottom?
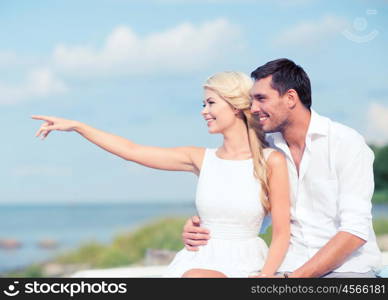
11, 165, 73, 177
367, 102, 388, 145
273, 15, 348, 47
0, 68, 68, 105
0, 19, 241, 105
52, 19, 243, 77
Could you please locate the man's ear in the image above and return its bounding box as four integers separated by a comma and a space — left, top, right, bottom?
286, 89, 298, 109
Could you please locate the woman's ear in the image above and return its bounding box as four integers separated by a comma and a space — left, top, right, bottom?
234, 108, 246, 120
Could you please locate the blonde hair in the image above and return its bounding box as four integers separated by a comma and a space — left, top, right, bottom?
203, 71, 270, 213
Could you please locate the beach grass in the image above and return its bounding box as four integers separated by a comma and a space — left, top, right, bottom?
56, 217, 187, 268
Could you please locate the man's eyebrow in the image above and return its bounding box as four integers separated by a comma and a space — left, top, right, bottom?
251, 93, 266, 99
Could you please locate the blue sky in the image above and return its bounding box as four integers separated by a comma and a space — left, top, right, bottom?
1, 0, 387, 204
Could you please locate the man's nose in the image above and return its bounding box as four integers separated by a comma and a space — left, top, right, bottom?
250, 100, 261, 114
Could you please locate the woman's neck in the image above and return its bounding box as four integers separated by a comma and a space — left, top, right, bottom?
219, 120, 251, 159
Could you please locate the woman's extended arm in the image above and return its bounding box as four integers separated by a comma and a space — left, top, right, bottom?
259, 151, 291, 276
32, 115, 204, 173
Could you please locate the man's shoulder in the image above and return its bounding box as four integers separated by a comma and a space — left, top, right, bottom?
322, 114, 365, 144
322, 115, 372, 157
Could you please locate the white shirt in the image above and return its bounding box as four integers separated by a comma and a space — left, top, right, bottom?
265, 109, 382, 273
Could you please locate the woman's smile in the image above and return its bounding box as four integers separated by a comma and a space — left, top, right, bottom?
205, 117, 216, 126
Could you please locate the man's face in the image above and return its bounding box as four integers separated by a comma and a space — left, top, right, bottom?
250, 75, 290, 133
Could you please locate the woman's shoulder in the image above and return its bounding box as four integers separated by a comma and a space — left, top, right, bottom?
185, 146, 206, 158
262, 147, 276, 159
263, 147, 285, 164
187, 146, 207, 165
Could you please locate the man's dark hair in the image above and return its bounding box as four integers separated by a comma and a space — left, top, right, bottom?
251, 58, 312, 110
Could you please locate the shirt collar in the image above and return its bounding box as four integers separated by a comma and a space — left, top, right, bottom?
266, 109, 328, 149
307, 109, 329, 137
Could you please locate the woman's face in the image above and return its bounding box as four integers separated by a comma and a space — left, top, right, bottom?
201, 88, 238, 134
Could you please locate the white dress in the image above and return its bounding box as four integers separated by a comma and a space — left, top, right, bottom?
163, 147, 275, 277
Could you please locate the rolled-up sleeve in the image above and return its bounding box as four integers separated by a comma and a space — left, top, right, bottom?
336, 134, 374, 241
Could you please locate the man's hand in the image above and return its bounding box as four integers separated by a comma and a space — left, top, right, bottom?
182, 216, 210, 251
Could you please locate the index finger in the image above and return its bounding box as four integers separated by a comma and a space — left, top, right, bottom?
31, 115, 53, 122
185, 225, 209, 234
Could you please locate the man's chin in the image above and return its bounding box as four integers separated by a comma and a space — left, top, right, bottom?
260, 125, 270, 133
257, 121, 279, 133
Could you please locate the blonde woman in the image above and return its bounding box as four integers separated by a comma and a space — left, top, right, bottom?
32, 71, 290, 278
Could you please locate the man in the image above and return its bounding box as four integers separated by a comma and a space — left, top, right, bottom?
182, 58, 382, 278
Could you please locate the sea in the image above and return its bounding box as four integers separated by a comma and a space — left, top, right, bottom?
0, 202, 387, 274
0, 201, 197, 273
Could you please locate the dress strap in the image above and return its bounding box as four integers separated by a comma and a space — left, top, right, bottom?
263, 148, 276, 161
198, 148, 214, 173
